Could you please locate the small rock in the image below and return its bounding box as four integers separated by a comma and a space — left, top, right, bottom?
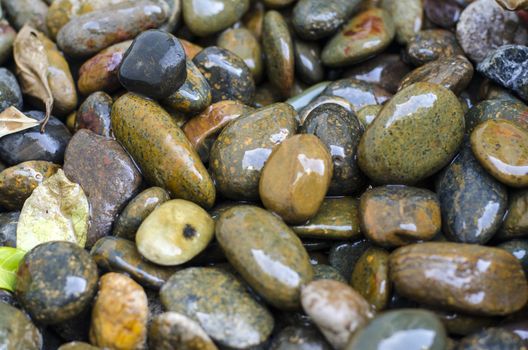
0, 302, 42, 350
0, 67, 22, 112
182, 0, 249, 37
457, 328, 527, 350
405, 29, 464, 66
75, 91, 113, 137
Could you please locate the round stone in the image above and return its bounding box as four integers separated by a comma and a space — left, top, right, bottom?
405, 29, 463, 66
218, 28, 263, 83
182, 0, 249, 37
75, 91, 113, 137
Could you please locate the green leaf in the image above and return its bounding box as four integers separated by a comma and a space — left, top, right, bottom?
0, 247, 25, 292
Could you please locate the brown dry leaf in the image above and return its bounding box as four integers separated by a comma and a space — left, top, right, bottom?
0, 106, 40, 138
13, 25, 53, 132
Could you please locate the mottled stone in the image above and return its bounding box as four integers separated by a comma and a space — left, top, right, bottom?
298, 95, 355, 125
270, 326, 332, 350
0, 68, 22, 112
0, 302, 42, 350
466, 99, 528, 133
218, 28, 262, 83
313, 265, 347, 283
182, 0, 249, 37
322, 78, 391, 113
497, 190, 528, 240
356, 104, 382, 127
328, 239, 371, 280
424, 0, 463, 28
294, 39, 324, 85
381, 0, 423, 44
0, 211, 18, 247
433, 310, 498, 337
75, 91, 112, 137
498, 239, 528, 276
167, 62, 208, 108
2, 0, 48, 34
406, 29, 464, 66
457, 328, 526, 350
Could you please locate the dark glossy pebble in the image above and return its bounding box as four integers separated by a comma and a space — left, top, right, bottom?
52, 309, 91, 343
294, 39, 324, 85
351, 247, 391, 311
299, 103, 364, 195
64, 129, 142, 247
457, 328, 527, 350
478, 45, 528, 102
15, 241, 98, 324
346, 309, 447, 350
0, 67, 22, 112
322, 78, 392, 112
465, 99, 528, 133
313, 265, 347, 283
91, 236, 179, 290
298, 95, 354, 125
0, 111, 71, 166
344, 54, 412, 94
271, 326, 332, 350
292, 0, 362, 40
498, 240, 528, 276
193, 46, 255, 105
0, 211, 18, 247
406, 29, 464, 66
424, 0, 463, 28
497, 190, 528, 241
436, 144, 508, 244
328, 239, 371, 279
399, 55, 474, 95
0, 302, 42, 350
119, 30, 186, 100
75, 91, 113, 137
433, 310, 498, 337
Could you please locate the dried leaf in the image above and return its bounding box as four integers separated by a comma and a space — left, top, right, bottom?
16, 169, 89, 252
13, 25, 53, 132
0, 247, 25, 292
0, 106, 40, 138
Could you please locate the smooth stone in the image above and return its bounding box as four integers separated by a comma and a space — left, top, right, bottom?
381, 0, 423, 44
294, 39, 324, 85
15, 241, 98, 324
182, 0, 249, 37
356, 105, 382, 127
292, 0, 362, 40
0, 161, 59, 211
270, 326, 332, 350
0, 20, 15, 66
321, 78, 391, 113
218, 28, 262, 83
286, 81, 331, 112
90, 273, 148, 350
2, 0, 48, 34
497, 190, 528, 240
328, 239, 371, 280
193, 46, 255, 105
456, 0, 528, 63
466, 99, 528, 133
390, 242, 528, 315
301, 279, 374, 349
360, 185, 441, 247
298, 95, 355, 125
358, 82, 464, 184
292, 197, 361, 240
112, 93, 216, 209
259, 135, 333, 224
457, 328, 526, 350
437, 144, 508, 243
160, 267, 274, 349
399, 55, 474, 95
350, 247, 391, 311
159, 0, 181, 33
210, 103, 297, 201
471, 119, 528, 187
432, 310, 498, 337
346, 309, 447, 350
424, 0, 463, 29
0, 302, 42, 350
0, 111, 71, 166
262, 11, 294, 98
148, 312, 218, 350
216, 205, 313, 309
91, 236, 179, 290
313, 265, 347, 283
64, 129, 142, 247
498, 239, 528, 276
136, 199, 215, 266
113, 187, 170, 241
118, 30, 186, 100
322, 8, 395, 68
344, 54, 411, 94
406, 29, 464, 66
0, 68, 22, 112
58, 342, 99, 350
75, 91, 112, 137
478, 45, 528, 102
0, 211, 18, 247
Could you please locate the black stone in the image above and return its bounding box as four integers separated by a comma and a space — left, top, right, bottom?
328, 239, 371, 280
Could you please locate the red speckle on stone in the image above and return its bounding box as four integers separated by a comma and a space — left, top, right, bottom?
343, 15, 384, 40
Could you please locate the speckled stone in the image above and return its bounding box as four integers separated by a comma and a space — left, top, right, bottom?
0, 111, 71, 166
298, 95, 355, 125
218, 28, 262, 83
160, 267, 274, 349
64, 129, 142, 247
424, 0, 463, 29
322, 8, 395, 68
346, 309, 447, 350
292, 197, 361, 240
0, 302, 42, 350
113, 187, 170, 240
313, 265, 347, 283
466, 99, 528, 133
182, 0, 249, 37
322, 78, 391, 113
498, 239, 528, 276
0, 161, 59, 211
292, 0, 362, 40
381, 0, 423, 44
75, 91, 112, 137
328, 239, 371, 280
405, 29, 464, 66
497, 190, 528, 240
456, 0, 528, 63
112, 93, 216, 209
457, 328, 526, 350
90, 272, 148, 350
270, 326, 332, 350
390, 242, 528, 315
0, 68, 22, 112
436, 144, 507, 244
216, 205, 313, 309
0, 211, 18, 247
15, 241, 98, 324
356, 105, 382, 127
359, 82, 464, 184
360, 185, 441, 248
210, 103, 297, 201
471, 119, 528, 187
399, 55, 474, 95
262, 11, 294, 98
350, 247, 390, 311
299, 103, 365, 195
294, 39, 324, 85
193, 46, 255, 105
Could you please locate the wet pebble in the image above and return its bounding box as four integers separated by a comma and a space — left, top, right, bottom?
457, 328, 527, 350
75, 91, 112, 137
356, 104, 382, 127
497, 190, 528, 240
328, 239, 371, 280
270, 326, 332, 350
465, 99, 528, 133
182, 0, 249, 37
381, 0, 423, 44
0, 302, 42, 350
313, 265, 347, 283
218, 28, 262, 83
424, 0, 463, 29
294, 39, 324, 85
406, 29, 464, 66
497, 239, 528, 276
321, 78, 391, 113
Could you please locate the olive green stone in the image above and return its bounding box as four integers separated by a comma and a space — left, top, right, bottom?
0, 302, 42, 350
328, 239, 371, 280
465, 99, 528, 133
218, 28, 262, 83
113, 187, 170, 241
405, 29, 464, 66
210, 103, 297, 201
216, 205, 313, 309
298, 95, 355, 125
322, 78, 392, 113
270, 326, 332, 350
182, 0, 249, 37
497, 189, 528, 240
381, 0, 423, 44
322, 8, 395, 67
358, 82, 465, 184
292, 197, 361, 240
313, 264, 346, 283
160, 267, 274, 349
356, 104, 382, 127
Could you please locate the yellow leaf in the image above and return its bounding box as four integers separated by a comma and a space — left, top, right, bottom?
0, 247, 25, 292
0, 106, 40, 138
